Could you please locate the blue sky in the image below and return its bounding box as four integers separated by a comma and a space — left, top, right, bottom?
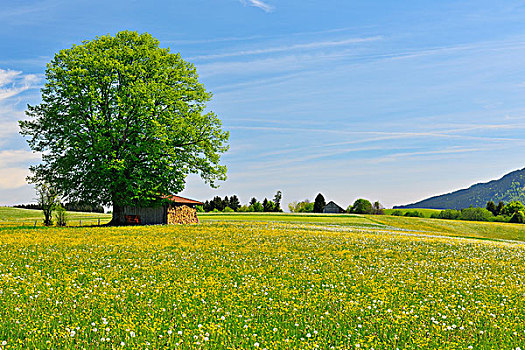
2, 0, 525, 209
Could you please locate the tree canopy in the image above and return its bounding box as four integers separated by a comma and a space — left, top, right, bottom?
20, 31, 229, 224
349, 198, 373, 214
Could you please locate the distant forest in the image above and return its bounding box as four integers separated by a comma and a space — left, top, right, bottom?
14, 202, 105, 213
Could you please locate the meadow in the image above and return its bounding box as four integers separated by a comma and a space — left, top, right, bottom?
0, 207, 110, 227
0, 209, 525, 348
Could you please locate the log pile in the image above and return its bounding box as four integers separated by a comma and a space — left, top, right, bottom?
167, 205, 199, 225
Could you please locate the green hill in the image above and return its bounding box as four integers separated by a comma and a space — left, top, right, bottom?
395, 168, 525, 210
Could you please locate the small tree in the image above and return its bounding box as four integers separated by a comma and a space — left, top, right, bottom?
350, 199, 373, 214
372, 201, 384, 215
313, 193, 326, 213
502, 201, 525, 217
273, 191, 283, 212
263, 198, 276, 212
37, 183, 58, 226
250, 201, 264, 212
298, 201, 315, 212
55, 203, 67, 227
509, 211, 525, 224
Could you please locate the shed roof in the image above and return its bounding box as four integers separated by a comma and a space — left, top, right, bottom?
325, 201, 344, 210
163, 195, 203, 205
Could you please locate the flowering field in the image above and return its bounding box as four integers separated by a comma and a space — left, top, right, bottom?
0, 222, 524, 349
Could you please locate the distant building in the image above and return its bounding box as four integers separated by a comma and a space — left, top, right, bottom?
323, 201, 345, 214
119, 195, 203, 225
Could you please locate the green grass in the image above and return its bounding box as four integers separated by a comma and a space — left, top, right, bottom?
199, 212, 380, 227
383, 208, 442, 218
0, 207, 111, 227
2, 206, 525, 244
368, 214, 525, 242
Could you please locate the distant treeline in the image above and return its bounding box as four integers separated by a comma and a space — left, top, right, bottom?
391, 200, 525, 224
289, 195, 385, 215
201, 191, 283, 212
14, 202, 104, 213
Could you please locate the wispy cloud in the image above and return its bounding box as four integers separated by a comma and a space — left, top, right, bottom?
239, 0, 274, 13
0, 69, 40, 146
0, 69, 39, 101
192, 36, 381, 60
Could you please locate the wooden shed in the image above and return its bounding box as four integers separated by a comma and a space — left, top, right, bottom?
120, 195, 203, 225
323, 201, 345, 214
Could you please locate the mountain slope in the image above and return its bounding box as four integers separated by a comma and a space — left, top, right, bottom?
395, 168, 525, 210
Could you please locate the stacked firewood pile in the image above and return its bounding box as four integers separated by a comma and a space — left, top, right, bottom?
167, 205, 199, 224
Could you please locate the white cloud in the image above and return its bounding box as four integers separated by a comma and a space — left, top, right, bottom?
192, 36, 381, 60
0, 150, 40, 190
0, 167, 30, 189
0, 69, 40, 146
239, 0, 274, 13
0, 69, 39, 101
0, 149, 41, 168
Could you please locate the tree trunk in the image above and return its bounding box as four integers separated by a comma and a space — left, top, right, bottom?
108, 203, 125, 226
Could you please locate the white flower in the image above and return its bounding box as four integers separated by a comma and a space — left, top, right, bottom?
167, 330, 172, 335
254, 343, 259, 347
178, 330, 183, 335
130, 331, 136, 337
70, 330, 76, 337
273, 328, 277, 332
120, 341, 125, 346
306, 333, 311, 338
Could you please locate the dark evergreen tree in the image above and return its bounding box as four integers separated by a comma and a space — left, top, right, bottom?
223, 196, 230, 209
211, 196, 225, 211
486, 201, 497, 216
313, 193, 326, 213
229, 195, 240, 211
249, 197, 257, 206
496, 201, 505, 216
203, 200, 211, 212
273, 191, 283, 212
263, 198, 275, 212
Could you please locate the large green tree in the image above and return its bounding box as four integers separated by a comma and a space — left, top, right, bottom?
20, 31, 229, 225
